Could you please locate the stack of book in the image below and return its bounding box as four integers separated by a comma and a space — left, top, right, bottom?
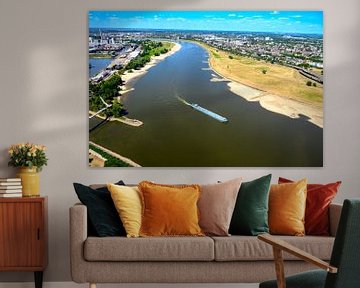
0, 178, 22, 197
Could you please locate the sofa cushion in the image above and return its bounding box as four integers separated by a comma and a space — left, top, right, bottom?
84, 236, 214, 261
139, 181, 203, 237
229, 174, 271, 236
212, 236, 334, 261
279, 177, 341, 236
107, 184, 142, 238
269, 179, 307, 236
73, 181, 126, 237
198, 178, 242, 236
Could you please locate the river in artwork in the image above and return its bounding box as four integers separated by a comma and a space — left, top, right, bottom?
89, 58, 112, 77
89, 41, 323, 167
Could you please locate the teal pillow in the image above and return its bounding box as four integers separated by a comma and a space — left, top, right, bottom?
229, 174, 272, 236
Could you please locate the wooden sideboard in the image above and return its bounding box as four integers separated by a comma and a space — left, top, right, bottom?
0, 197, 47, 288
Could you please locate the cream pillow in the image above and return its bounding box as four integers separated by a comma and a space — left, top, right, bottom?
198, 178, 242, 236
107, 183, 142, 237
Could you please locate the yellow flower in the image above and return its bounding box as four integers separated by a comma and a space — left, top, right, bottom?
36, 145, 46, 151
8, 142, 48, 169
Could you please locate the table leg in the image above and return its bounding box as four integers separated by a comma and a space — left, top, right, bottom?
34, 271, 43, 288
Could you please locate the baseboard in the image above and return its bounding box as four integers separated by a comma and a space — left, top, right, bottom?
0, 282, 259, 288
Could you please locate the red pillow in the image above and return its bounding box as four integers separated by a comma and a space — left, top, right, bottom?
278, 177, 341, 236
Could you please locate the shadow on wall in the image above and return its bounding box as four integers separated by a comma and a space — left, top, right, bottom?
0, 150, 10, 177
0, 0, 208, 283
0, 1, 88, 283
0, 0, 97, 284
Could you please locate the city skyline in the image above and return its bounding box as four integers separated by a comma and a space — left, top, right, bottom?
89, 11, 323, 34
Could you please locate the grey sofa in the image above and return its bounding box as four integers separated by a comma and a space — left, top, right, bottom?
70, 203, 342, 288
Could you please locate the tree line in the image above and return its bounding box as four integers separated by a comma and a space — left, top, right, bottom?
125, 40, 169, 71
89, 40, 170, 119
89, 73, 128, 118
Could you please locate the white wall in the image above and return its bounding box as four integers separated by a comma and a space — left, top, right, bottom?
0, 0, 359, 282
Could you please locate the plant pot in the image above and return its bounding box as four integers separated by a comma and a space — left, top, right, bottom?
16, 167, 40, 197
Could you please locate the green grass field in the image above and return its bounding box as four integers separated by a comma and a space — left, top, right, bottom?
89, 53, 112, 59
201, 43, 323, 105
89, 144, 131, 167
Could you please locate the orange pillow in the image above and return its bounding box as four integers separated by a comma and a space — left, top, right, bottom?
269, 179, 307, 236
138, 181, 204, 237
278, 177, 341, 236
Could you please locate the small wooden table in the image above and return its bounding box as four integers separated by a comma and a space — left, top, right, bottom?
0, 197, 48, 288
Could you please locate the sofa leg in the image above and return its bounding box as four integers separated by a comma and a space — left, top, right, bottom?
89, 283, 96, 288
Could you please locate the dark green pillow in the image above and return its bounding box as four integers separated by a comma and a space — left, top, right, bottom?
73, 181, 126, 237
229, 174, 272, 236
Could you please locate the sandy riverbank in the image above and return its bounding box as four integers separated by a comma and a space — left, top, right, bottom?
227, 81, 323, 128
121, 42, 182, 90
199, 42, 323, 128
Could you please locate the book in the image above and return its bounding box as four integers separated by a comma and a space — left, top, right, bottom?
0, 193, 22, 198
0, 178, 21, 182
0, 186, 22, 190
0, 189, 22, 193
0, 182, 22, 186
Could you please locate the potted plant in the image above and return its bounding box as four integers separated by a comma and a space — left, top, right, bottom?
8, 143, 48, 197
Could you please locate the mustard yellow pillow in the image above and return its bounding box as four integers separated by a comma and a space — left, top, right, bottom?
138, 181, 204, 237
269, 179, 307, 236
107, 183, 142, 238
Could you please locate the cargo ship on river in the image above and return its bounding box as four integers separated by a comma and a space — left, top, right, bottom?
178, 97, 228, 123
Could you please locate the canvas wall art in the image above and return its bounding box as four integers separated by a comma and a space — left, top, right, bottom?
88, 11, 323, 167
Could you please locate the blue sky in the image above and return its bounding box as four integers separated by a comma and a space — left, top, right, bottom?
89, 11, 323, 34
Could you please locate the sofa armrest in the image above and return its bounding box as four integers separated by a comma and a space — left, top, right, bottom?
258, 234, 337, 288
69, 203, 88, 283
258, 234, 337, 273
329, 203, 342, 237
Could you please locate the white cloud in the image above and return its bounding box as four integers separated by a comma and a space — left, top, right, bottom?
228, 13, 236, 17
278, 17, 289, 20
271, 11, 280, 15
291, 15, 303, 18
